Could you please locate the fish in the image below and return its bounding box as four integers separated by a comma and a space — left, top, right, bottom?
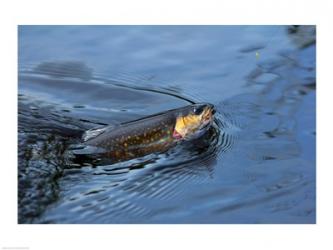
72, 103, 215, 163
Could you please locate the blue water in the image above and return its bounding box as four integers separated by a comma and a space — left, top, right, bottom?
18, 25, 316, 223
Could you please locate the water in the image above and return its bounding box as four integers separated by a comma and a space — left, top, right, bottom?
18, 25, 316, 223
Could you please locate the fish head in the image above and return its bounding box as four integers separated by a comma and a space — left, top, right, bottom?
173, 103, 215, 140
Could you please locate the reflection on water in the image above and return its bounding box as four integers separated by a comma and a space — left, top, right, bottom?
18, 25, 315, 223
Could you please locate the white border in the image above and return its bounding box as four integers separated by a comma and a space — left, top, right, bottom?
1, 0, 332, 250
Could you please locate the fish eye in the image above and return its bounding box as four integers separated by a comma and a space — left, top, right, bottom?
193, 106, 204, 115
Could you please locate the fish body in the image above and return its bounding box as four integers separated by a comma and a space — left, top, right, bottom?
73, 103, 215, 162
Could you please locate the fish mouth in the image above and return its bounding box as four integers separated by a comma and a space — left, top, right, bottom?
199, 104, 215, 130
200, 117, 213, 131
202, 104, 215, 122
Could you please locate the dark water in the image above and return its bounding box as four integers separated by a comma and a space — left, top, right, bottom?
18, 25, 316, 223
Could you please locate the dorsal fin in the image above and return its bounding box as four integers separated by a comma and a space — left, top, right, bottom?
82, 126, 111, 142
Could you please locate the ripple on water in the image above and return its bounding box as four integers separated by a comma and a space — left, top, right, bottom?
18, 33, 315, 223
35, 120, 231, 223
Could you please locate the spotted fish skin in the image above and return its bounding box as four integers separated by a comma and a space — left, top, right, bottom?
77, 104, 214, 162
82, 111, 177, 162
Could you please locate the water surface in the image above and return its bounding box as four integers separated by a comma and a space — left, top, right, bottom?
18, 25, 316, 223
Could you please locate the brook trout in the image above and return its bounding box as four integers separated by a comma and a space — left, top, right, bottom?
73, 103, 215, 162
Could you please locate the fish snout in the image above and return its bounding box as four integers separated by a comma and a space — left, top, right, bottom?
211, 105, 216, 115
203, 104, 215, 121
